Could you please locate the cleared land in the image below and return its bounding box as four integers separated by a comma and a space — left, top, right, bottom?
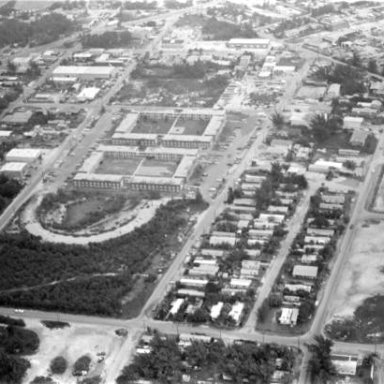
38, 190, 130, 231
112, 62, 230, 108
95, 158, 142, 175
23, 319, 125, 384
136, 159, 178, 177
64, 196, 127, 228
325, 221, 384, 342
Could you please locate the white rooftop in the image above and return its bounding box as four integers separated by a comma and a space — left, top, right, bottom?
52, 66, 114, 76
6, 148, 42, 160
0, 162, 28, 172
228, 38, 270, 45
292, 265, 319, 278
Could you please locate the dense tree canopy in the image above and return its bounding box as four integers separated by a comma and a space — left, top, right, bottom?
202, 17, 258, 40
310, 113, 341, 143
307, 335, 337, 383
0, 324, 39, 384
0, 352, 30, 384
0, 13, 76, 48
81, 31, 133, 48
0, 198, 206, 316
50, 356, 67, 374
118, 334, 296, 384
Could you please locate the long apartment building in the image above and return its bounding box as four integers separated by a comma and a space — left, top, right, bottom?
111, 109, 226, 149
98, 145, 199, 161
72, 146, 197, 193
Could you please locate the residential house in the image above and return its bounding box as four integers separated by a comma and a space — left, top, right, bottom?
279, 307, 299, 326
292, 265, 319, 279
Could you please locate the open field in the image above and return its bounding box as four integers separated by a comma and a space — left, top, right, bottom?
325, 220, 384, 342
23, 319, 126, 384
173, 118, 209, 136
136, 158, 178, 177
38, 190, 132, 231
132, 117, 175, 134
95, 158, 142, 175
64, 197, 118, 228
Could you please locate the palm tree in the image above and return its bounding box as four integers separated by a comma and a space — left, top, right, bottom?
271, 111, 284, 129
312, 65, 332, 81
310, 113, 340, 143
307, 335, 337, 384
350, 51, 362, 67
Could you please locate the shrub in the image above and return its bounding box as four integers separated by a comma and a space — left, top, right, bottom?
50, 356, 67, 375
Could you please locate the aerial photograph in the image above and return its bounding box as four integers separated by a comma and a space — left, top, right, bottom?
0, 0, 384, 383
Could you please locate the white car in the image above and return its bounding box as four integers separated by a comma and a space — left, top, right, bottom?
14, 309, 24, 313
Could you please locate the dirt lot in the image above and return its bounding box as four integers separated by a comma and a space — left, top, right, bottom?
23, 320, 126, 384
95, 158, 142, 175
325, 220, 384, 341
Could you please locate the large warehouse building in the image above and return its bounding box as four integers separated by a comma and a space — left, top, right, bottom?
0, 162, 28, 179
52, 66, 115, 80
226, 38, 270, 50
5, 148, 42, 164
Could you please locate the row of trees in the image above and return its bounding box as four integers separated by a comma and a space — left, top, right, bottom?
307, 335, 336, 383
0, 174, 22, 215
202, 17, 258, 41
48, 0, 86, 11
81, 31, 133, 49
343, 50, 384, 77
312, 63, 365, 95
0, 322, 40, 384
0, 87, 22, 113
0, 1, 15, 16
122, 1, 157, 10
0, 13, 76, 48
0, 352, 30, 384
117, 333, 296, 384
132, 60, 224, 80
164, 0, 192, 9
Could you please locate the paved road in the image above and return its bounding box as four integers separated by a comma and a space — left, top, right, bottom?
140, 124, 268, 318
244, 181, 320, 331
0, 10, 178, 234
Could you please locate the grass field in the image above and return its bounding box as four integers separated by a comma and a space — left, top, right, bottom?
95, 158, 142, 175
64, 198, 104, 227
136, 158, 178, 177
132, 117, 176, 134
173, 118, 209, 136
